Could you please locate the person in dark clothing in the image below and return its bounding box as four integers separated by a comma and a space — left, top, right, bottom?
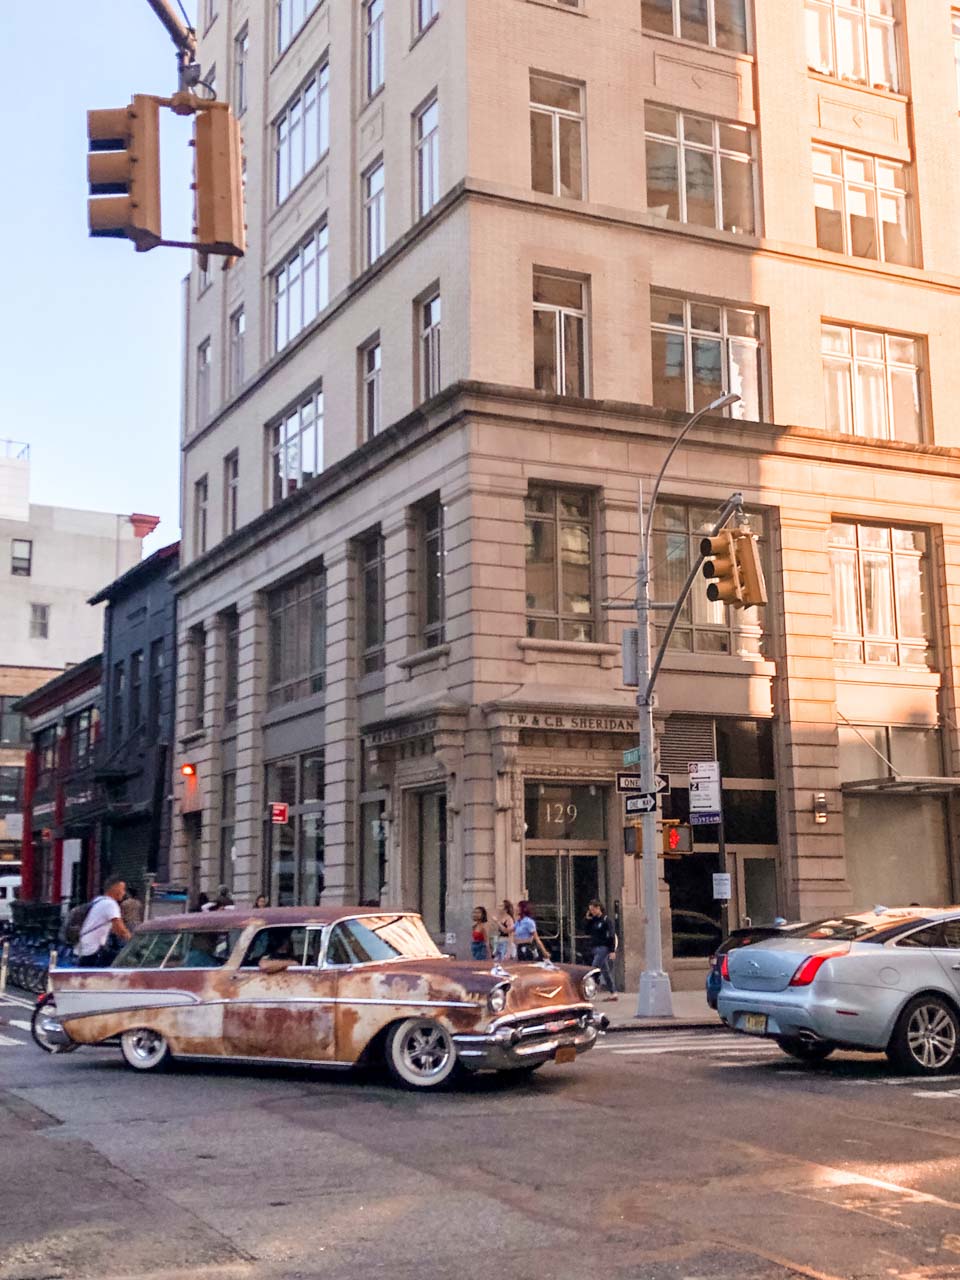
584, 899, 617, 999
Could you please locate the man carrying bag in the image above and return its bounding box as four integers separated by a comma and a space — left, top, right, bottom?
76, 877, 132, 967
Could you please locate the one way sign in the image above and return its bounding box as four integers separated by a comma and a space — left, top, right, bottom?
624, 793, 658, 814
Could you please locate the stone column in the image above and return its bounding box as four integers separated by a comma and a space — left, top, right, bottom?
323, 545, 357, 903
199, 615, 226, 889
233, 593, 267, 901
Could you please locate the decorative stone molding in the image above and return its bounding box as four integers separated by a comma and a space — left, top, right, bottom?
517, 637, 620, 668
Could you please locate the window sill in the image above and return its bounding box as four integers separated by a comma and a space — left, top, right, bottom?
397, 643, 450, 678
518, 637, 619, 668
525, 0, 589, 16
263, 689, 326, 728
833, 663, 940, 688
657, 650, 774, 678
358, 670, 386, 696
409, 14, 440, 49
180, 728, 206, 747
806, 69, 907, 104
640, 27, 753, 60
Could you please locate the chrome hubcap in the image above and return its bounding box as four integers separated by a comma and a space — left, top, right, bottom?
128, 1030, 165, 1064
907, 1005, 956, 1069
401, 1023, 450, 1077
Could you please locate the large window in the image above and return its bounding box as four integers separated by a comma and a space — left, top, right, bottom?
229, 308, 245, 393
0, 766, 23, 814
362, 339, 382, 439
642, 0, 748, 51
0, 697, 26, 746
265, 751, 325, 906
269, 388, 323, 506
196, 339, 212, 427
525, 487, 594, 641
272, 223, 329, 353
11, 539, 31, 577
277, 0, 321, 54
830, 522, 933, 668
364, 0, 385, 98
821, 323, 922, 442
275, 64, 330, 204
652, 504, 766, 657
421, 500, 445, 648
813, 145, 913, 265
35, 727, 57, 790
360, 535, 386, 674
68, 707, 97, 768
267, 570, 326, 708
30, 603, 49, 640
415, 97, 440, 217
530, 74, 584, 200
533, 272, 587, 397
224, 611, 239, 724
417, 0, 439, 33
420, 294, 441, 401
188, 627, 205, 731
111, 661, 125, 746
224, 452, 239, 534
645, 105, 756, 235
363, 159, 385, 267
234, 27, 248, 115
194, 476, 208, 556
805, 0, 898, 91
651, 292, 763, 420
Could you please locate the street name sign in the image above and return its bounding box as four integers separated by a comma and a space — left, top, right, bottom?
617, 772, 669, 794
622, 746, 642, 767
624, 793, 657, 814
690, 812, 721, 826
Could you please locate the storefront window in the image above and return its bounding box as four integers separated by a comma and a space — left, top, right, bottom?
524, 783, 606, 840
265, 751, 324, 905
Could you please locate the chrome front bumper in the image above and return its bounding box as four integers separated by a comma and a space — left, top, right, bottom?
453, 1006, 607, 1071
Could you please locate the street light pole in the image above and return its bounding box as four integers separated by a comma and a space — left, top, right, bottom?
635, 392, 739, 1019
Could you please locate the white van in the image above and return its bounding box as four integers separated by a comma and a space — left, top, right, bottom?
0, 874, 20, 922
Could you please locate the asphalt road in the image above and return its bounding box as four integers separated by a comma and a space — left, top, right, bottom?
3, 992, 960, 1280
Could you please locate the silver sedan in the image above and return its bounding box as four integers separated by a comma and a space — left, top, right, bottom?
717, 907, 960, 1075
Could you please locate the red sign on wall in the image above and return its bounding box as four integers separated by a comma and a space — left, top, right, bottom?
270, 802, 289, 825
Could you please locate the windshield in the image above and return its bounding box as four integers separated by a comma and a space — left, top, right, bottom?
326, 914, 442, 965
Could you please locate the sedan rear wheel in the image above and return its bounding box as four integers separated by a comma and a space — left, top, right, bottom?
385, 1017, 458, 1090
888, 996, 960, 1076
775, 1036, 834, 1064
120, 1027, 170, 1073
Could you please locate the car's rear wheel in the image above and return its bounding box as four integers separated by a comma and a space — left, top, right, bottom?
385, 1017, 458, 1090
119, 1027, 169, 1072
888, 995, 960, 1076
775, 1036, 835, 1063
31, 994, 80, 1054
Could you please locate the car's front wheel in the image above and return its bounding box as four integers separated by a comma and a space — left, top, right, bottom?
775, 1036, 835, 1063
119, 1027, 170, 1072
888, 995, 960, 1076
385, 1017, 458, 1090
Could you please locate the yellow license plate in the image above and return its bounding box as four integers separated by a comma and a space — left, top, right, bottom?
555, 1046, 577, 1064
743, 1013, 768, 1035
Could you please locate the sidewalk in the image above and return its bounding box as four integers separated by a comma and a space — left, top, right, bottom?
599, 987, 721, 1032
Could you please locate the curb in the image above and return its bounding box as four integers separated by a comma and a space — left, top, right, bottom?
604, 1017, 721, 1034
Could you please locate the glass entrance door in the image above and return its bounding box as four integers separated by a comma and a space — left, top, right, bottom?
525, 852, 600, 964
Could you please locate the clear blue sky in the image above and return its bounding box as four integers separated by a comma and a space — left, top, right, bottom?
0, 3, 202, 554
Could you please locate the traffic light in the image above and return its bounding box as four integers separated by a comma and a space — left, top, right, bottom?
87, 95, 161, 250
662, 821, 693, 855
700, 528, 768, 610
193, 103, 245, 257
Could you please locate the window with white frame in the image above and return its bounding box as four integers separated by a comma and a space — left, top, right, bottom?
530, 74, 584, 200
652, 503, 767, 657
275, 64, 330, 204
269, 388, 324, 505
417, 0, 439, 33
821, 323, 923, 442
651, 292, 763, 420
829, 521, 933, 667
203, 0, 217, 29
277, 0, 321, 54
362, 340, 382, 438
805, 0, 898, 91
645, 104, 756, 235
224, 452, 239, 534
525, 487, 594, 640
642, 0, 749, 51
364, 0, 385, 98
30, 603, 49, 640
533, 272, 587, 397
196, 339, 212, 426
272, 223, 329, 352
813, 145, 913, 266
194, 475, 209, 555
415, 98, 440, 217
363, 160, 385, 266
420, 294, 441, 401
421, 500, 445, 648
229, 307, 245, 393
234, 27, 248, 115
11, 539, 31, 577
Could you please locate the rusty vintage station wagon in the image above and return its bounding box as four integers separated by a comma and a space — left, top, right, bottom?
41, 907, 605, 1089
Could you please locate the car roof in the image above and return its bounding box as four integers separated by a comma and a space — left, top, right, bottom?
138, 906, 407, 933
845, 906, 960, 925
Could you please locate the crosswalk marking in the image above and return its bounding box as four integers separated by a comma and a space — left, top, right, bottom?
8, 1019, 31, 1031
0, 1032, 24, 1047
599, 1030, 777, 1057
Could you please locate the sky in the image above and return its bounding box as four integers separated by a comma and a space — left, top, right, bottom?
0, 2, 203, 554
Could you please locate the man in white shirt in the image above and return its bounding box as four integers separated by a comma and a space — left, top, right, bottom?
77, 877, 132, 967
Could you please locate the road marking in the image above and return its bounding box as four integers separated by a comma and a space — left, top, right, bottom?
0, 1032, 24, 1046
8, 1019, 31, 1031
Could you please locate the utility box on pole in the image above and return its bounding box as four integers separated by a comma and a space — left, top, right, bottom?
622, 627, 639, 687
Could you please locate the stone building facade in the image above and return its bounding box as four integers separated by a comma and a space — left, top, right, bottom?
172, 0, 960, 986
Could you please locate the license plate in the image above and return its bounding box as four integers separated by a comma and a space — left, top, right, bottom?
554, 1046, 577, 1064
743, 1013, 768, 1035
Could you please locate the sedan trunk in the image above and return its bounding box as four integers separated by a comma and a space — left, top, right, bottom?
726, 939, 831, 992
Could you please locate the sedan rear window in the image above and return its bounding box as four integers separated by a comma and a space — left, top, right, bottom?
114, 931, 181, 969
794, 918, 888, 942
162, 930, 240, 968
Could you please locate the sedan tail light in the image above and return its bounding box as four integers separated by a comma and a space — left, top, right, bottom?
720, 954, 730, 981
788, 945, 850, 987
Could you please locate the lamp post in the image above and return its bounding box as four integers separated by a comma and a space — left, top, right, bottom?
635, 392, 740, 1019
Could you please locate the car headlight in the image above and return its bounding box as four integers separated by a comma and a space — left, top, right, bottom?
488, 983, 509, 1013
581, 971, 600, 1001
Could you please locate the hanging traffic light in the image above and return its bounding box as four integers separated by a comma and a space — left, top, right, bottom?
193, 102, 245, 257
87, 96, 161, 250
700, 528, 768, 610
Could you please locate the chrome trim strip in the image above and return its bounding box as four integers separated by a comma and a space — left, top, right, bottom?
174, 1052, 355, 1069
64, 993, 479, 1020
490, 1002, 592, 1030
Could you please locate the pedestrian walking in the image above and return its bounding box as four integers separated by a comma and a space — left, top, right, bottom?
471, 906, 491, 960
76, 878, 132, 968
514, 900, 549, 962
120, 885, 144, 932
584, 899, 617, 999
493, 899, 516, 962
210, 884, 235, 911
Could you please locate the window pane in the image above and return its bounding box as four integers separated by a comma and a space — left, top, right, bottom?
561, 524, 592, 617
806, 2, 834, 74
530, 76, 580, 112
562, 313, 585, 397
683, 115, 714, 147
691, 336, 723, 409
530, 110, 554, 194
652, 330, 687, 411
525, 520, 557, 612
684, 148, 716, 227
889, 366, 921, 443
727, 337, 760, 420
856, 362, 888, 437
558, 116, 583, 199
646, 140, 680, 219
651, 292, 685, 328
831, 547, 861, 635
836, 9, 867, 82
868, 17, 897, 89
720, 155, 754, 233
534, 275, 582, 308
533, 309, 558, 393
862, 552, 895, 637
690, 303, 721, 333
894, 554, 926, 639
645, 105, 678, 138
715, 0, 748, 51
814, 181, 844, 252
642, 0, 675, 35
880, 193, 910, 265
823, 357, 853, 433
848, 187, 878, 259
679, 0, 709, 44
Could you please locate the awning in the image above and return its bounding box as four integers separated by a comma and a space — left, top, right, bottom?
841, 776, 960, 796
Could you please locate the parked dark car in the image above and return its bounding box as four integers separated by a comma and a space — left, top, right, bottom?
706, 922, 807, 1008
